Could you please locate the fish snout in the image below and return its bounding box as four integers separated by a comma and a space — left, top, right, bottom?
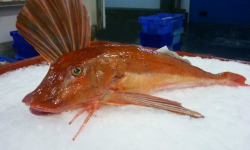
22, 92, 53, 115
22, 92, 34, 106
22, 91, 63, 115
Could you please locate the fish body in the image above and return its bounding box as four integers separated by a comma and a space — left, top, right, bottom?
23, 45, 246, 114
17, 0, 248, 140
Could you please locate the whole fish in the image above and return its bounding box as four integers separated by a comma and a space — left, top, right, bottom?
17, 0, 248, 140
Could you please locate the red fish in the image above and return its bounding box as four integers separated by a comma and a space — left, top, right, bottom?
17, 0, 248, 140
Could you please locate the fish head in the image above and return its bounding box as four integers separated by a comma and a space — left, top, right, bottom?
22, 50, 112, 115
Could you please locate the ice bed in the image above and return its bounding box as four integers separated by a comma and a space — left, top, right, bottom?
0, 42, 250, 150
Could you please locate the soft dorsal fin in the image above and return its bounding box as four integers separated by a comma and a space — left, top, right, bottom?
16, 0, 91, 62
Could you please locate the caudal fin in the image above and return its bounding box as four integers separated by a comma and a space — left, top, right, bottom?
219, 72, 248, 86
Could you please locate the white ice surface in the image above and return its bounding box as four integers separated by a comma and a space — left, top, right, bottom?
0, 57, 250, 150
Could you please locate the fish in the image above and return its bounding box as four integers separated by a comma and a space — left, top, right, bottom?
17, 0, 248, 140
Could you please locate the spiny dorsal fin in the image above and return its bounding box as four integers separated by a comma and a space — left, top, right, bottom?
16, 0, 91, 62
156, 46, 191, 64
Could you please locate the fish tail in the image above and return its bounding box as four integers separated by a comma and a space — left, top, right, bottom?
219, 72, 248, 86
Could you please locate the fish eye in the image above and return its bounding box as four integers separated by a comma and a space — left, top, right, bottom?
72, 67, 82, 76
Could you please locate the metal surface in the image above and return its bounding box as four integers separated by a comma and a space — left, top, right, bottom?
0, 1, 25, 7
96, 0, 106, 30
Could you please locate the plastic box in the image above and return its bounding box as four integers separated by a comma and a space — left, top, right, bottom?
140, 32, 173, 48
0, 56, 16, 63
139, 13, 184, 35
14, 54, 27, 61
12, 43, 39, 59
10, 31, 39, 59
172, 27, 184, 45
169, 41, 183, 51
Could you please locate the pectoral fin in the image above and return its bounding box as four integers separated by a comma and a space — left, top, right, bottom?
108, 90, 204, 118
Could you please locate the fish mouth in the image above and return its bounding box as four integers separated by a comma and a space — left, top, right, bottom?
22, 92, 61, 115
29, 107, 56, 116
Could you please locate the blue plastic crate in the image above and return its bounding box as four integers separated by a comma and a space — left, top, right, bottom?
10, 31, 33, 49
10, 31, 39, 59
172, 27, 184, 45
0, 56, 17, 63
140, 32, 173, 48
12, 43, 39, 58
169, 41, 183, 51
14, 54, 27, 61
139, 13, 184, 35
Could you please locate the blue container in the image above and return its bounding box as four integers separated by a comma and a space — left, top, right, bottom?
190, 0, 250, 26
0, 56, 17, 63
140, 32, 173, 48
172, 27, 184, 45
12, 43, 39, 58
10, 31, 39, 59
169, 41, 183, 51
14, 54, 28, 61
139, 13, 184, 35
